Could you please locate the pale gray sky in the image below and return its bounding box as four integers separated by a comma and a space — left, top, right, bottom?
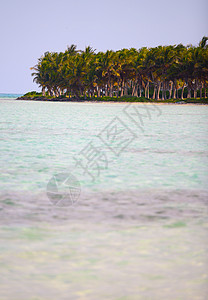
0, 0, 207, 93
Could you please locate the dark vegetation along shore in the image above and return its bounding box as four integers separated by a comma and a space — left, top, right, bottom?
17, 92, 208, 104
18, 37, 208, 103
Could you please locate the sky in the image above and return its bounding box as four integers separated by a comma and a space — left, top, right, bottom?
0, 0, 207, 94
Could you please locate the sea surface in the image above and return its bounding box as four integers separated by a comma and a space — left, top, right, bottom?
0, 93, 23, 99
0, 97, 208, 299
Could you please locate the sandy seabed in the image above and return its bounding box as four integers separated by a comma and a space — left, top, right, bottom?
0, 188, 207, 300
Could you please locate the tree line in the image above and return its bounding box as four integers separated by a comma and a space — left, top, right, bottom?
31, 37, 208, 100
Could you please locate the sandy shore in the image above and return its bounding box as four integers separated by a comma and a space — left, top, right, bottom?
16, 98, 208, 105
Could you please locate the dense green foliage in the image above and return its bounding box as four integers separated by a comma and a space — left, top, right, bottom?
24, 91, 42, 97
31, 38, 208, 100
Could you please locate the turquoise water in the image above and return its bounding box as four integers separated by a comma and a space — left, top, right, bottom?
0, 99, 208, 299
0, 93, 23, 98
1, 99, 208, 193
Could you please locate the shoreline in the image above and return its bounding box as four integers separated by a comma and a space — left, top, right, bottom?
15, 97, 208, 105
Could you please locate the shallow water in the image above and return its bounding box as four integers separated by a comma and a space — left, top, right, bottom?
0, 99, 208, 299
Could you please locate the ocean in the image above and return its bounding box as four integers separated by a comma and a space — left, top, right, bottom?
0, 93, 23, 99
0, 97, 208, 299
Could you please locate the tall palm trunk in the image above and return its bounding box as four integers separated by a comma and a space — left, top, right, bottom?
120, 80, 125, 97
97, 87, 101, 97
42, 87, 46, 97
124, 82, 128, 96
200, 83, 203, 99
152, 84, 156, 99
168, 81, 173, 99
156, 82, 161, 100
176, 87, 179, 99
144, 81, 149, 98
181, 84, 185, 100
105, 84, 108, 97
172, 82, 176, 99
134, 82, 139, 97
187, 85, 191, 98
109, 82, 113, 97
161, 81, 165, 100
193, 79, 198, 98
193, 88, 197, 98
132, 81, 137, 96
164, 82, 167, 100
116, 85, 119, 98
139, 85, 142, 97
147, 81, 149, 99
48, 88, 52, 97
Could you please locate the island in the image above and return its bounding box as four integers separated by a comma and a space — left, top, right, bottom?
17, 37, 208, 104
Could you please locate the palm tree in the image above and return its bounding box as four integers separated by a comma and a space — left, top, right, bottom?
199, 36, 208, 49
31, 38, 208, 100
96, 50, 117, 97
